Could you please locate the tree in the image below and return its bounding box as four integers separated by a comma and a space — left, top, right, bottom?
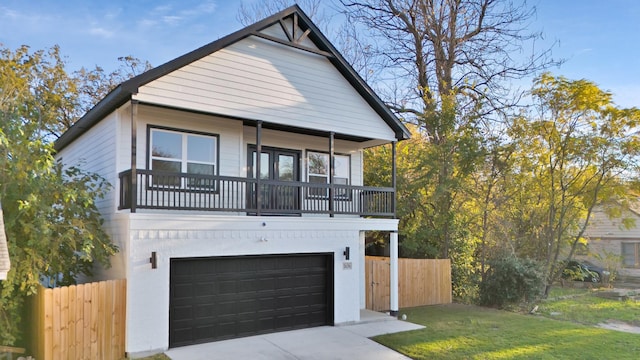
0, 45, 118, 345
72, 56, 152, 134
341, 0, 559, 260
508, 73, 640, 296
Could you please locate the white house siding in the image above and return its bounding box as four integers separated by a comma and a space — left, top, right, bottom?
90, 214, 130, 281
123, 213, 398, 354
56, 112, 118, 216
133, 105, 244, 176
116, 104, 132, 174
133, 35, 396, 142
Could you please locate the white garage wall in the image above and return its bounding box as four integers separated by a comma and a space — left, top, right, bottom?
124, 214, 397, 354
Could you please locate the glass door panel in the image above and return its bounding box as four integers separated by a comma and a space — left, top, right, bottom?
247, 147, 300, 213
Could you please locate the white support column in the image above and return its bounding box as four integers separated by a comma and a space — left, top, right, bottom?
390, 231, 399, 316
359, 231, 366, 310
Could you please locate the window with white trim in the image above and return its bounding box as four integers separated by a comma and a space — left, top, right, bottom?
622, 242, 640, 268
150, 128, 217, 189
307, 151, 350, 197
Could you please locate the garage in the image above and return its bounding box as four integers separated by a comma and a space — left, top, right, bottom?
169, 253, 334, 347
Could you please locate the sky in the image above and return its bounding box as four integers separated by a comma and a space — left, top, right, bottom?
1, 0, 639, 108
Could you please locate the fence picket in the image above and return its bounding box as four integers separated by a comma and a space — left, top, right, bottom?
28, 279, 126, 360
365, 256, 452, 311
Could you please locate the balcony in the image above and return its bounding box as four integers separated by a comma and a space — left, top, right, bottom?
119, 169, 395, 217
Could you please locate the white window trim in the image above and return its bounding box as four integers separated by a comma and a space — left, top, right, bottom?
149, 127, 218, 190
306, 150, 351, 199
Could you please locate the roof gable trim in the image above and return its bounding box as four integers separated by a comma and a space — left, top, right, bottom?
55, 4, 410, 152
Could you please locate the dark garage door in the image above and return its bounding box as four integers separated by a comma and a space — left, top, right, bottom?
169, 254, 333, 347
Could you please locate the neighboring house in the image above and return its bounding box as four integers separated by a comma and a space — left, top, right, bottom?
582, 203, 640, 279
0, 202, 9, 280
54, 6, 410, 355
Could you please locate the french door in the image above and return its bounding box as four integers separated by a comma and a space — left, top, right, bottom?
247, 146, 301, 213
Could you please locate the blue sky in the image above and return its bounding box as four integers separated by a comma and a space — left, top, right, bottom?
1, 0, 639, 108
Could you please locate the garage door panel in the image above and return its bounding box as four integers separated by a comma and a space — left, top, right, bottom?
170, 254, 333, 347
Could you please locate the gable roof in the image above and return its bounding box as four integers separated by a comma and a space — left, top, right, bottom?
55, 5, 410, 152
0, 203, 10, 280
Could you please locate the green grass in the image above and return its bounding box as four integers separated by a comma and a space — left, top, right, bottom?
546, 287, 592, 298
537, 290, 640, 326
375, 302, 640, 360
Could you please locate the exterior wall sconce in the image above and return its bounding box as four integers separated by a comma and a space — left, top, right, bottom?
150, 251, 157, 269
343, 246, 350, 260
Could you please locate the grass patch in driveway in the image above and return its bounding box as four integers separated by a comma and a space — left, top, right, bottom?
375, 304, 640, 360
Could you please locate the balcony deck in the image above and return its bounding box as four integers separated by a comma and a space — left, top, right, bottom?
119, 169, 395, 217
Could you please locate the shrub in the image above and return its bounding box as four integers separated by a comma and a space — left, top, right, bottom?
479, 256, 544, 307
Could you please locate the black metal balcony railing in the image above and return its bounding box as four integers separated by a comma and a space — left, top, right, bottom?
119, 169, 395, 217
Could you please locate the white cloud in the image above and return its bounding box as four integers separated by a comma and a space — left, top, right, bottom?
134, 1, 218, 30
197, 1, 217, 14
89, 27, 115, 39
181, 1, 217, 17
153, 4, 173, 13
0, 7, 19, 19
162, 15, 183, 26
138, 19, 158, 28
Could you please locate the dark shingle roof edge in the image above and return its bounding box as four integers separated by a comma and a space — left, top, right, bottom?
54, 5, 410, 152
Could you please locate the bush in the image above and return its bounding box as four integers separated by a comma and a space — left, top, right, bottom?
479, 256, 544, 307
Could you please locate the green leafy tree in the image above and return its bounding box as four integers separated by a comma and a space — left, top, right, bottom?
507, 73, 640, 296
0, 45, 118, 345
342, 0, 559, 267
72, 55, 152, 131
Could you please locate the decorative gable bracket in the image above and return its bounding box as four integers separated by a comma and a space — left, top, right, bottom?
251, 13, 335, 58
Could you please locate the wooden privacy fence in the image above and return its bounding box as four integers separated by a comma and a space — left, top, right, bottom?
365, 256, 452, 311
29, 279, 126, 360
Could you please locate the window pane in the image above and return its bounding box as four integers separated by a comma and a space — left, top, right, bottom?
188, 135, 215, 163
309, 175, 327, 184
187, 163, 215, 189
334, 177, 348, 185
622, 243, 637, 267
187, 163, 214, 176
308, 175, 327, 197
308, 152, 328, 175
278, 154, 294, 181
152, 159, 181, 173
152, 130, 182, 159
151, 159, 181, 186
252, 152, 270, 179
334, 155, 349, 179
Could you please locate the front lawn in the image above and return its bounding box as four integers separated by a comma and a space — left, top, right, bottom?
375, 302, 640, 360
538, 288, 640, 326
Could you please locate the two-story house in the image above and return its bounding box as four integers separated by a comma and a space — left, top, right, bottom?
54, 5, 410, 355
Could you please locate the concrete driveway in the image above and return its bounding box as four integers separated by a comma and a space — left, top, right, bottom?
165, 311, 424, 360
